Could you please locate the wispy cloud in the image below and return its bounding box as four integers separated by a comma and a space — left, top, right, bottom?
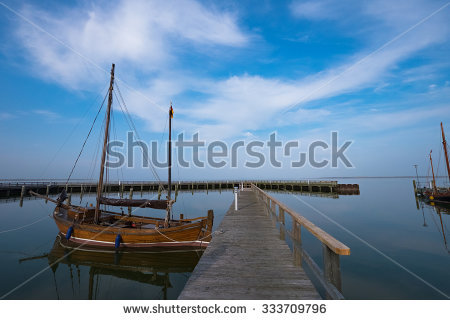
33, 109, 60, 120
13, 0, 248, 89
0, 112, 15, 120
6, 0, 450, 142
290, 0, 347, 20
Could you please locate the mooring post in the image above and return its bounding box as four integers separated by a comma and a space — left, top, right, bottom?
120, 182, 124, 199
128, 187, 133, 216
157, 185, 162, 200
66, 193, 72, 205
20, 185, 25, 207
45, 184, 50, 203
323, 244, 342, 292
141, 182, 143, 196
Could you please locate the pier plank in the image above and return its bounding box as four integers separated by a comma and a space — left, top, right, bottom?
178, 190, 320, 300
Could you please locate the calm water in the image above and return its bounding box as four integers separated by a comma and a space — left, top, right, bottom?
0, 179, 449, 299
0, 190, 232, 300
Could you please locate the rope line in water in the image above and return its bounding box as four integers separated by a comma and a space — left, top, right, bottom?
0, 214, 50, 234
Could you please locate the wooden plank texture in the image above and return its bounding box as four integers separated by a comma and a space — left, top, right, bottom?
178, 190, 320, 300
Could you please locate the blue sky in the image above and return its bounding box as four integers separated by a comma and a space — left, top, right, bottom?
0, 0, 449, 180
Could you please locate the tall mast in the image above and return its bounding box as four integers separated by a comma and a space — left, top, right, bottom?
165, 103, 173, 227
429, 150, 437, 194
168, 102, 173, 201
94, 63, 115, 224
441, 122, 450, 183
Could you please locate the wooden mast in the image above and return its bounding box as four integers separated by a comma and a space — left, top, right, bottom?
441, 122, 450, 183
429, 150, 437, 195
165, 103, 173, 227
168, 102, 172, 201
94, 63, 115, 224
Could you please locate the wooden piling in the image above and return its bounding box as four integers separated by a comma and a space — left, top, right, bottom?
20, 185, 25, 207
45, 184, 50, 203
128, 187, 133, 216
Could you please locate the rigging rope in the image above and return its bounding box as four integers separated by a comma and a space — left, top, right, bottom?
65, 91, 109, 186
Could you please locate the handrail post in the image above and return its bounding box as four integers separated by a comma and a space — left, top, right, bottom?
234, 187, 238, 211
323, 244, 342, 292
279, 207, 285, 224
293, 222, 302, 266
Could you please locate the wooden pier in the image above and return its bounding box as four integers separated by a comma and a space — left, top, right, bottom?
179, 184, 350, 300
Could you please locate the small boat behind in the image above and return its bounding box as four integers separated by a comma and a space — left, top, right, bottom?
419, 123, 450, 204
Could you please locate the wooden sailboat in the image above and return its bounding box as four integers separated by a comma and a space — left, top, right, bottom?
31, 64, 213, 248
423, 122, 450, 204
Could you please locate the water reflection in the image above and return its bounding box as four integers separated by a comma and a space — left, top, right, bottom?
20, 234, 204, 299
417, 200, 450, 254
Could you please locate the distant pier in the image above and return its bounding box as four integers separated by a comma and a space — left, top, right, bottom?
0, 179, 359, 199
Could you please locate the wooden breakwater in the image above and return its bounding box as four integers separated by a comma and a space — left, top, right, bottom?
0, 179, 359, 199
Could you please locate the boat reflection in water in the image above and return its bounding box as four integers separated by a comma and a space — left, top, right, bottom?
416, 199, 449, 254
23, 233, 204, 299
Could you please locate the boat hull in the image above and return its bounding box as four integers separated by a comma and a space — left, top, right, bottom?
53, 207, 213, 249
423, 189, 450, 204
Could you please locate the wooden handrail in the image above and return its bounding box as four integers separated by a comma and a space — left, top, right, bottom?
251, 184, 350, 256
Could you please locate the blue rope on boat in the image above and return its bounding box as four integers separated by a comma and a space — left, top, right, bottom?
65, 226, 74, 239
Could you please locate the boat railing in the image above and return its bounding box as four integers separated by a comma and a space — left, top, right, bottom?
251, 183, 350, 299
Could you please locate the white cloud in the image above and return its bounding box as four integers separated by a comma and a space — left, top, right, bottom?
15, 0, 248, 89
9, 0, 450, 142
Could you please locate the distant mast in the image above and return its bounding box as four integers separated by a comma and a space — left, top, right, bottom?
429, 150, 437, 194
94, 63, 115, 224
441, 122, 450, 183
